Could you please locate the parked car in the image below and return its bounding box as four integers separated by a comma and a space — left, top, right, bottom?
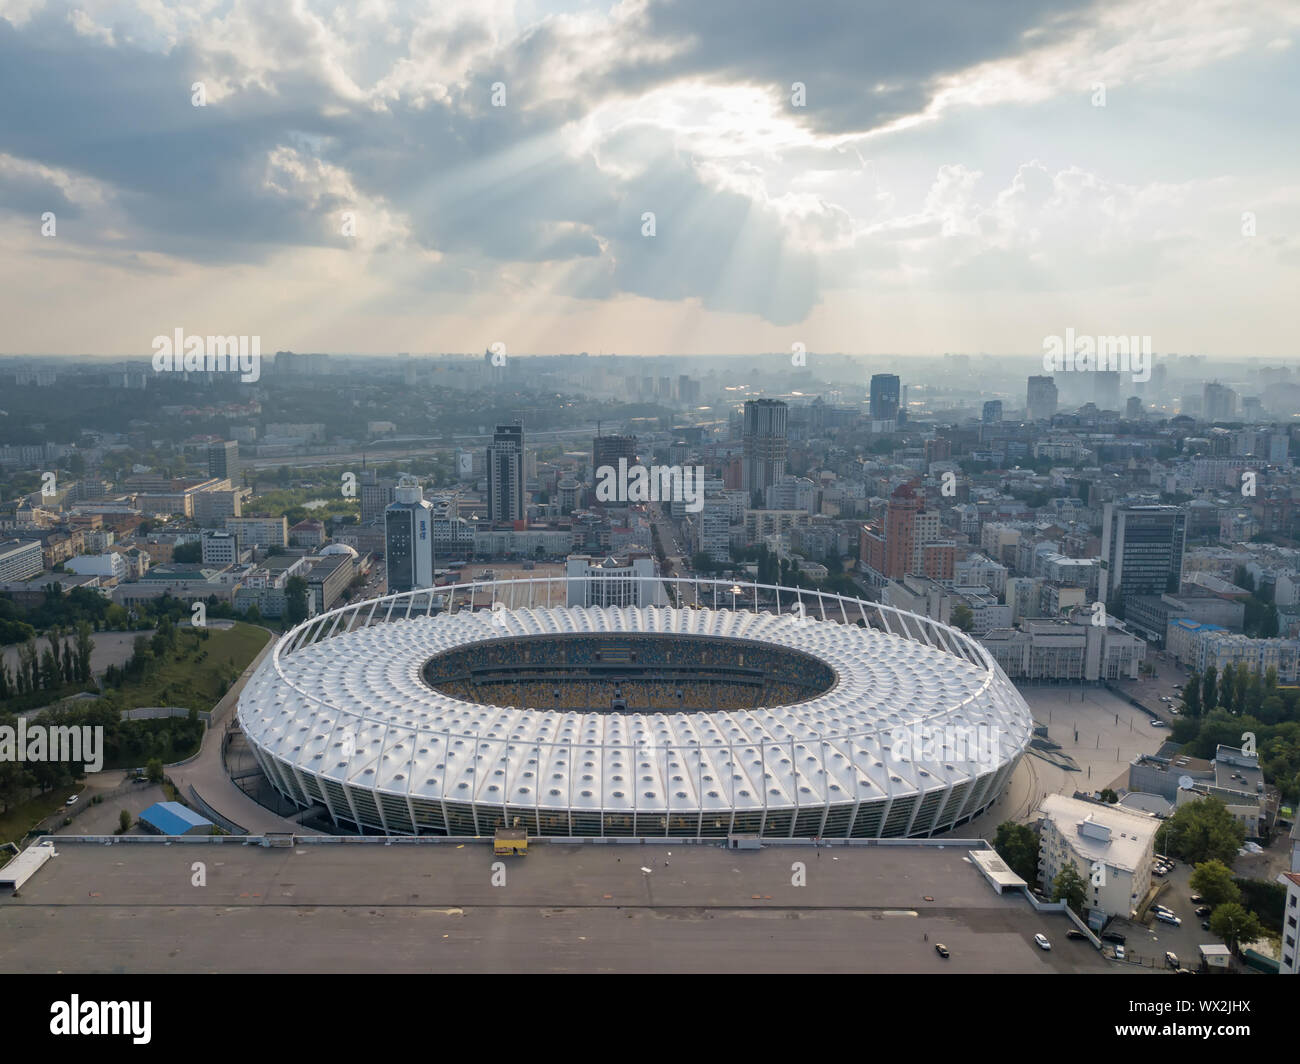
1153, 866, 1167, 877
1201, 920, 1211, 931
1155, 911, 1182, 926
1195, 905, 1212, 917
1189, 893, 1202, 902
65, 794, 78, 806
1114, 945, 1127, 961
1066, 929, 1087, 940
1150, 720, 1167, 728
1034, 933, 1052, 951
1165, 951, 1179, 969
934, 943, 950, 958
1102, 931, 1126, 945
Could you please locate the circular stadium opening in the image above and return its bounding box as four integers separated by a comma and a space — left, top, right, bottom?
421, 633, 838, 713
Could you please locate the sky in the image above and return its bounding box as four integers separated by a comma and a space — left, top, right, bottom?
0, 0, 1297, 357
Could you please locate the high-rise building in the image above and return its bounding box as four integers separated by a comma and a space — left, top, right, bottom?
486, 423, 526, 522
207, 440, 240, 485
1026, 376, 1058, 421
360, 470, 397, 525
1204, 382, 1237, 422
741, 399, 788, 495
860, 483, 941, 581
869, 374, 900, 420
982, 400, 1003, 424
1101, 504, 1187, 605
1125, 396, 1143, 420
593, 434, 637, 476
385, 475, 434, 593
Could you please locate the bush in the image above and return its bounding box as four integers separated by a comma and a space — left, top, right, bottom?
117, 809, 131, 834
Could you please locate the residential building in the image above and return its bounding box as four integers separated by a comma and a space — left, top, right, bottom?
1037, 794, 1157, 920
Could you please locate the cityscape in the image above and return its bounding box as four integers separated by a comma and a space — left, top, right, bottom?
0, 0, 1296, 1020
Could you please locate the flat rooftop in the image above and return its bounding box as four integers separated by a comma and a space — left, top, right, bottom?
0, 840, 1120, 974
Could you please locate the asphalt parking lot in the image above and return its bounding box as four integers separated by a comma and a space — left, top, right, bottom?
0, 841, 1126, 973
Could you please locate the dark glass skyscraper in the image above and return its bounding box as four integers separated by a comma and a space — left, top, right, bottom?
869, 374, 900, 420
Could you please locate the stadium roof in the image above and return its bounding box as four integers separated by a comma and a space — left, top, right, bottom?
240, 602, 1033, 815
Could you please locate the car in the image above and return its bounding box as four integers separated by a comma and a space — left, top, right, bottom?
1114, 945, 1127, 961
1152, 904, 1175, 916
1201, 920, 1211, 931
1195, 905, 1212, 917
1165, 951, 1179, 969
1189, 893, 1202, 903
934, 943, 950, 958
1066, 929, 1087, 940
1033, 933, 1051, 951
1150, 720, 1167, 728
64, 794, 78, 806
1153, 866, 1167, 876
1155, 911, 1182, 926
1102, 931, 1126, 945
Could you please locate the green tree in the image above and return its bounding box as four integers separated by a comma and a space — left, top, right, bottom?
1181, 670, 1201, 717
1219, 665, 1235, 715
284, 576, 309, 627
1099, 788, 1118, 803
1156, 796, 1245, 866
993, 821, 1040, 884
146, 757, 164, 784
118, 809, 131, 833
75, 621, 94, 684
1201, 666, 1218, 713
1052, 862, 1088, 913
951, 603, 974, 633
1209, 901, 1262, 953
1189, 860, 1241, 907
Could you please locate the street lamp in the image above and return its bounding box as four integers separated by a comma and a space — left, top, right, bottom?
729, 585, 741, 611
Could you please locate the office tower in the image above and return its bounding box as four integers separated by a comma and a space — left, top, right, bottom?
207, 440, 240, 484
593, 433, 637, 475
860, 482, 941, 580
982, 400, 1003, 424
1026, 376, 1058, 421
869, 374, 901, 420
486, 423, 526, 522
741, 398, 788, 495
1203, 382, 1237, 421
1101, 504, 1187, 604
1126, 396, 1143, 420
385, 476, 434, 593
1094, 370, 1121, 412
360, 470, 397, 525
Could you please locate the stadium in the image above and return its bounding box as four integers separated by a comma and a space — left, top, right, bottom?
237, 577, 1034, 839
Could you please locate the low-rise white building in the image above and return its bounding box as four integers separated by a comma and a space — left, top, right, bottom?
1038, 794, 1157, 920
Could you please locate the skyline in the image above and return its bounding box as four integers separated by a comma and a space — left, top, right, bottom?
1, 0, 1297, 356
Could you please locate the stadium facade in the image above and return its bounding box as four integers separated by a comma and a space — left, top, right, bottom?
237, 578, 1034, 839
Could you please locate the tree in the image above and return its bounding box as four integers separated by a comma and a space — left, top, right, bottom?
118, 809, 131, 833
1156, 797, 1245, 866
1099, 788, 1118, 804
1209, 902, 1262, 953
1201, 666, 1218, 714
75, 621, 94, 684
146, 758, 164, 784
284, 576, 309, 627
993, 821, 1040, 884
951, 603, 974, 633
1052, 862, 1088, 913
1181, 670, 1202, 718
172, 541, 201, 563
1219, 665, 1236, 715
1189, 860, 1241, 907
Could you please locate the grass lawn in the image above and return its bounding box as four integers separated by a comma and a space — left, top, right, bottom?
111, 622, 271, 712
0, 787, 75, 846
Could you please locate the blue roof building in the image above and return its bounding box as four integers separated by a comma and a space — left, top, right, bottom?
139, 801, 213, 836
